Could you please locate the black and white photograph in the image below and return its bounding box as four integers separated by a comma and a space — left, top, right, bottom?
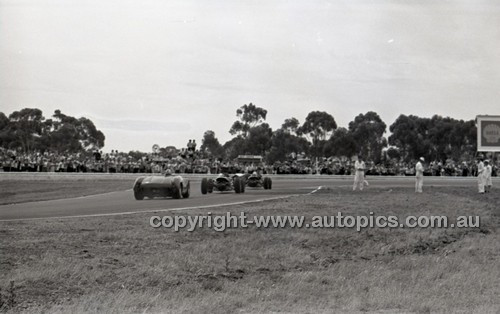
1, 0, 499, 313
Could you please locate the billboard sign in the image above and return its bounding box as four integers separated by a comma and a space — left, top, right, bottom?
477, 115, 500, 152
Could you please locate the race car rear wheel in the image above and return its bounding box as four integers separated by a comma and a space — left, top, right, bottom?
208, 179, 214, 193
172, 184, 182, 199
201, 178, 209, 194
263, 177, 272, 190
234, 177, 242, 194
182, 182, 190, 198
133, 178, 144, 200
134, 190, 144, 200
240, 178, 246, 193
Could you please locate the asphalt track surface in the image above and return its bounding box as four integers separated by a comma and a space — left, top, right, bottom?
0, 176, 492, 221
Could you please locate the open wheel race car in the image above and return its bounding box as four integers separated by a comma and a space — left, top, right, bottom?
133, 174, 190, 200
245, 173, 272, 189
201, 174, 246, 194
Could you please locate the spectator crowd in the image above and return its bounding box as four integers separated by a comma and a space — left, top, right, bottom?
1, 148, 497, 177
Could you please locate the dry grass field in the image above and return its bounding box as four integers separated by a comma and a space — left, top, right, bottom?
1, 185, 499, 313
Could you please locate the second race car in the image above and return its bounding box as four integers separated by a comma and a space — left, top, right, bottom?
133, 171, 190, 200
201, 174, 246, 194
245, 172, 273, 189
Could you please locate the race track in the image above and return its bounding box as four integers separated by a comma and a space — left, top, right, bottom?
0, 176, 489, 221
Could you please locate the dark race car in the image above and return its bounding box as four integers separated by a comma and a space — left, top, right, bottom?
201, 174, 245, 194
133, 174, 190, 200
245, 173, 272, 189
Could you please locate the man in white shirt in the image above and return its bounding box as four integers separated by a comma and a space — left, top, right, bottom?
415, 157, 424, 193
484, 159, 492, 193
353, 156, 366, 191
477, 156, 485, 194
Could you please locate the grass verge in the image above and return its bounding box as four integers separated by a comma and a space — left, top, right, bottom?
1, 186, 499, 313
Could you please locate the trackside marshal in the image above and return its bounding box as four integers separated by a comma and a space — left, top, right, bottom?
476, 115, 500, 152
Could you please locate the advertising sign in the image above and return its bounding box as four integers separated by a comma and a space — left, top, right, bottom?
477, 115, 500, 152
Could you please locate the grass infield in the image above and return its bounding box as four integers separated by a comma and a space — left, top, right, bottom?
0, 186, 499, 313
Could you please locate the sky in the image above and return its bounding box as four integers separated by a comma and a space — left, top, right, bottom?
1, 0, 499, 152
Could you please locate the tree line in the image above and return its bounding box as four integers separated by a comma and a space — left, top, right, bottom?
201, 103, 477, 163
0, 108, 105, 154
0, 106, 477, 163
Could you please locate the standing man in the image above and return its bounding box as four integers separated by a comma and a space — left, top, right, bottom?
353, 155, 366, 191
477, 156, 485, 194
415, 157, 424, 193
484, 159, 492, 193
